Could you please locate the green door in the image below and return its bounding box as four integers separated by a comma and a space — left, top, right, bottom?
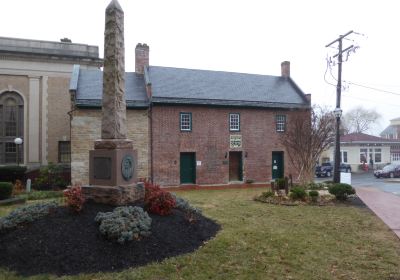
272, 151, 284, 179
180, 153, 196, 184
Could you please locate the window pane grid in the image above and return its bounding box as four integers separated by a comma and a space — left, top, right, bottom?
59, 141, 71, 163
276, 115, 286, 132
5, 106, 17, 136
180, 113, 191, 131
5, 142, 16, 163
229, 114, 240, 131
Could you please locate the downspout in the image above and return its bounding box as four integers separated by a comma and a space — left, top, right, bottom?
150, 103, 153, 183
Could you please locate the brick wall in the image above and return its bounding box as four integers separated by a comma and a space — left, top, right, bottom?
151, 105, 308, 186
71, 108, 149, 184
47, 77, 71, 164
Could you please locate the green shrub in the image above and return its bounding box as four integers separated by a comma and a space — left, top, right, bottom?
95, 206, 152, 244
308, 190, 319, 202
328, 183, 355, 200
306, 182, 326, 190
289, 187, 308, 200
32, 163, 68, 191
0, 182, 13, 200
261, 191, 274, 198
275, 178, 286, 189
0, 166, 27, 183
0, 201, 58, 231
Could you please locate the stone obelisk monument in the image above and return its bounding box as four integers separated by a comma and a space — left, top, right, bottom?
84, 0, 144, 205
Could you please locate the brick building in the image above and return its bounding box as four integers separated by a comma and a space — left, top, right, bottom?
70, 43, 311, 186
0, 37, 102, 168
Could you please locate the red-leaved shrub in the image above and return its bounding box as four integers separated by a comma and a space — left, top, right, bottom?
63, 184, 85, 213
142, 179, 176, 216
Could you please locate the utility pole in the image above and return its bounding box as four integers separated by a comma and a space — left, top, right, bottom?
325, 31, 354, 183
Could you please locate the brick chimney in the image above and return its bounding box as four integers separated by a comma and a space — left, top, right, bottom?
135, 43, 149, 75
304, 94, 311, 104
281, 61, 290, 78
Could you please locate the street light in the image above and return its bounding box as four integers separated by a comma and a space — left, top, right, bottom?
14, 137, 23, 166
333, 108, 342, 183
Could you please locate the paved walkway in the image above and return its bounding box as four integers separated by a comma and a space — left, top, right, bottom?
356, 187, 400, 239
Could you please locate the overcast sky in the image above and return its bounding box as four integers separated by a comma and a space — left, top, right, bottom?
1, 0, 399, 135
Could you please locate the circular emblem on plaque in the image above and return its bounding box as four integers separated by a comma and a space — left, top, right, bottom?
121, 154, 134, 181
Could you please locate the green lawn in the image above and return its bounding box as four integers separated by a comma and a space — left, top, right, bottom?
1, 188, 400, 280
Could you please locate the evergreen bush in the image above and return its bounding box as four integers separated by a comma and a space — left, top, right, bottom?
95, 206, 152, 244
328, 183, 355, 200
33, 163, 68, 190
289, 187, 308, 200
0, 201, 58, 231
0, 182, 13, 200
308, 190, 319, 202
0, 166, 26, 183
172, 193, 202, 215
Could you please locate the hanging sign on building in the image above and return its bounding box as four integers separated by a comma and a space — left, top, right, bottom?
230, 135, 242, 148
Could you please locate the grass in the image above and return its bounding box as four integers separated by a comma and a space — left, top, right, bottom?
15, 190, 64, 201
1, 188, 400, 279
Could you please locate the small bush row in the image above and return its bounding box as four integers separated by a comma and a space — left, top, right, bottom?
0, 201, 58, 231
95, 206, 152, 244
16, 190, 63, 201
0, 166, 27, 183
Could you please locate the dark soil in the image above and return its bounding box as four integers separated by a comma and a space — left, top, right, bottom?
0, 202, 220, 276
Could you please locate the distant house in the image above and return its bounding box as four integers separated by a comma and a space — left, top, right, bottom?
381, 117, 400, 139
380, 117, 400, 163
70, 43, 311, 186
321, 133, 400, 171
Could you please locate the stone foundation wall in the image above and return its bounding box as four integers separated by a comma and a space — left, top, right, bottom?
71, 108, 149, 184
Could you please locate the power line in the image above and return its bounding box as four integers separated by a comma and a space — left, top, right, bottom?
346, 81, 400, 96
323, 58, 336, 87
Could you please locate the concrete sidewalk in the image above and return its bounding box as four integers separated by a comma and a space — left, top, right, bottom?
356, 187, 400, 239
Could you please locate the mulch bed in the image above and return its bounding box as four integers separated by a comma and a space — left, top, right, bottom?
0, 202, 221, 276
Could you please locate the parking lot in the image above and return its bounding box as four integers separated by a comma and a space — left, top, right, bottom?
315, 171, 400, 196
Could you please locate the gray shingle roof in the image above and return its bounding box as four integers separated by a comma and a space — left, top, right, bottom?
148, 66, 309, 108
70, 65, 310, 109
380, 125, 397, 137
70, 66, 148, 108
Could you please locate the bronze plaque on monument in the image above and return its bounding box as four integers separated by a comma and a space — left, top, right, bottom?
93, 157, 112, 180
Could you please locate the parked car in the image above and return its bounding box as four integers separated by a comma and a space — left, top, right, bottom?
315, 162, 352, 177
374, 163, 400, 178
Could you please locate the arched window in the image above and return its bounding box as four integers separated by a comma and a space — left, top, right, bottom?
0, 92, 24, 164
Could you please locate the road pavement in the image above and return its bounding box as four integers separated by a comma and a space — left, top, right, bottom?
315, 171, 400, 196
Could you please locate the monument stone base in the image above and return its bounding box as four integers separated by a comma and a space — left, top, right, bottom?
82, 183, 144, 206
85, 139, 143, 205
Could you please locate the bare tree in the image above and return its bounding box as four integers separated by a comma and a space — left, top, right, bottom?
281, 106, 335, 184
342, 106, 381, 134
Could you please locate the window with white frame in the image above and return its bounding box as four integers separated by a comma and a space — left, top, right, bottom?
180, 112, 192, 131
360, 148, 367, 163
340, 151, 348, 163
374, 148, 382, 163
229, 113, 240, 131
275, 115, 286, 132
